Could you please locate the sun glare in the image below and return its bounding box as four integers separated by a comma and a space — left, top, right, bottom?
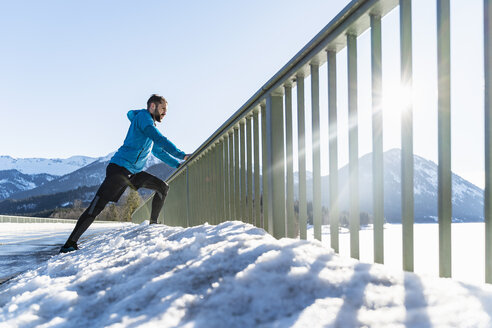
383, 83, 413, 115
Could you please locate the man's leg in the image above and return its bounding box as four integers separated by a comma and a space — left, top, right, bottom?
131, 172, 169, 224
60, 164, 130, 252
61, 195, 109, 251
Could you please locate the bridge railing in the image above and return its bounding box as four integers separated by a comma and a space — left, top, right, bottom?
133, 0, 492, 283
0, 214, 118, 224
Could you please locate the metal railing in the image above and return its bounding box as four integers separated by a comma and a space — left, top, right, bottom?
0, 214, 119, 224
132, 0, 492, 283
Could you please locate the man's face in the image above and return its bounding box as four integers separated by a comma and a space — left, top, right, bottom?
152, 102, 167, 122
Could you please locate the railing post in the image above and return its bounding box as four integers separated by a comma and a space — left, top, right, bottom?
224, 134, 230, 220
192, 161, 198, 226
437, 0, 452, 278
194, 158, 199, 226
197, 155, 202, 225
228, 130, 235, 220
247, 115, 254, 224
485, 0, 492, 284
327, 50, 339, 253
285, 82, 297, 238
201, 152, 207, 224
206, 149, 212, 224
266, 89, 286, 239
211, 145, 217, 225
297, 73, 308, 240
210, 149, 214, 224
253, 108, 261, 227
234, 126, 241, 221
214, 144, 219, 224
186, 166, 190, 228
240, 119, 247, 222
400, 0, 414, 272
348, 33, 360, 259
215, 142, 220, 224
371, 14, 384, 264
197, 156, 202, 225
311, 62, 322, 241
216, 140, 223, 224
220, 138, 226, 223
212, 147, 216, 224
187, 162, 192, 226
261, 103, 271, 233
205, 149, 210, 224
201, 155, 206, 225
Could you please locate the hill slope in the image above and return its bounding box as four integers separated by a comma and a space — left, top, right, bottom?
0, 170, 58, 201
300, 149, 484, 222
8, 155, 175, 201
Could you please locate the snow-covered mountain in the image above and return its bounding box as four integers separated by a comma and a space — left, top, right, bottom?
0, 155, 97, 176
0, 170, 58, 200
304, 148, 484, 222
2, 149, 483, 222
0, 185, 99, 216
7, 153, 174, 201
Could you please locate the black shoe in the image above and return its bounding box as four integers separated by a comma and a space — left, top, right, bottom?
59, 240, 79, 253
149, 220, 157, 225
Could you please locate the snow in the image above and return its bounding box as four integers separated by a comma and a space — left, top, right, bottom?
308, 222, 490, 285
0, 177, 36, 192
2, 221, 492, 327
0, 223, 129, 285
0, 156, 97, 176
453, 175, 483, 200
19, 180, 36, 190
92, 152, 159, 168
97, 152, 116, 163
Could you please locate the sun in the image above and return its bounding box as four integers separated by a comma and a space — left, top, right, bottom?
382, 83, 413, 116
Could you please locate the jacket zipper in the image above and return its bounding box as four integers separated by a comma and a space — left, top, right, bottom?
134, 149, 144, 164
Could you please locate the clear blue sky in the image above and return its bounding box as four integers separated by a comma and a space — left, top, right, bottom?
0, 0, 351, 158
0, 0, 486, 188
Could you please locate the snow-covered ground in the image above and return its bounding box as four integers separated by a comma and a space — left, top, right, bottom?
0, 223, 128, 284
2, 221, 492, 327
307, 222, 487, 284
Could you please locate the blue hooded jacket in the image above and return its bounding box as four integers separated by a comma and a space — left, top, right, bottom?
110, 109, 186, 174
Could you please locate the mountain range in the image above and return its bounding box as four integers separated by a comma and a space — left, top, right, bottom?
0, 155, 97, 175
0, 170, 58, 200
0, 149, 485, 222
312, 149, 484, 222
0, 153, 175, 215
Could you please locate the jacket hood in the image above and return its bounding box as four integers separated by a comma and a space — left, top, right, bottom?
127, 109, 147, 122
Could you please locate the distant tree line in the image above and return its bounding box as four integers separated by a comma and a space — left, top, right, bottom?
294, 200, 374, 228
256, 195, 376, 232
0, 186, 98, 217
51, 189, 142, 222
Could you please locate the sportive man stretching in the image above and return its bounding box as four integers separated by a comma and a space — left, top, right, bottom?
60, 94, 190, 253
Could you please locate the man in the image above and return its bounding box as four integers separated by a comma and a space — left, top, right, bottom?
60, 94, 190, 253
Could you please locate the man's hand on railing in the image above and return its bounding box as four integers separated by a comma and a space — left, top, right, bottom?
176, 155, 192, 169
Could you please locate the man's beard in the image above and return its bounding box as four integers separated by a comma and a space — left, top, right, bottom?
153, 112, 162, 122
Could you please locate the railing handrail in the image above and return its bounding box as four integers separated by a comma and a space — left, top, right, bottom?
168, 0, 398, 183
0, 214, 120, 224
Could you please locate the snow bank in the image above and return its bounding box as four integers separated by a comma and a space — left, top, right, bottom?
0, 222, 130, 286
1, 221, 492, 327
307, 223, 489, 284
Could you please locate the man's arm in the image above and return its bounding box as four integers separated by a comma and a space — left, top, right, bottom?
151, 144, 181, 168
143, 125, 186, 160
